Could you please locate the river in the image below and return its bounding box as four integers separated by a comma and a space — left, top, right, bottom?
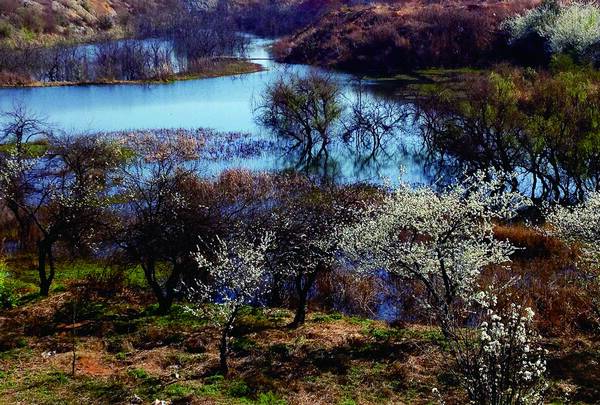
0, 37, 431, 186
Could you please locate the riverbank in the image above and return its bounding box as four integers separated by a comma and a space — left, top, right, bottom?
364, 68, 485, 99
275, 1, 539, 72
0, 259, 597, 404
0, 59, 265, 89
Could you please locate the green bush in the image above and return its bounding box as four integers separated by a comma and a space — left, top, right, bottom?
505, 0, 600, 63
0, 260, 17, 309
164, 383, 193, 398
127, 368, 150, 380
227, 379, 251, 398
256, 391, 287, 405
0, 20, 13, 39
549, 53, 578, 72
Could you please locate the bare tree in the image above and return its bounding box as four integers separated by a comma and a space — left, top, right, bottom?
264, 178, 367, 327
343, 80, 410, 159
256, 72, 344, 167
0, 106, 51, 250
115, 131, 218, 313
0, 129, 121, 295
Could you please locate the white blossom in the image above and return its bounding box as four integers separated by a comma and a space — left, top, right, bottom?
186, 232, 274, 374
547, 192, 600, 261
340, 171, 528, 326
506, 1, 600, 60
464, 294, 547, 404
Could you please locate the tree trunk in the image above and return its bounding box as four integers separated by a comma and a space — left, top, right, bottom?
157, 294, 174, 315
218, 307, 240, 376
38, 240, 53, 296
289, 269, 317, 328
219, 327, 229, 376
142, 259, 178, 315
290, 291, 307, 328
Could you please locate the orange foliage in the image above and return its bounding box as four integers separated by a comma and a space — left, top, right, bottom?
492, 224, 595, 336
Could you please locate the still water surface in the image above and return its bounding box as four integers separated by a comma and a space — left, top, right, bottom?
0, 37, 430, 185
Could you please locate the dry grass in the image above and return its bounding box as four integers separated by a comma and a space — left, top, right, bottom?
277, 0, 541, 72
492, 224, 597, 336
1, 264, 600, 403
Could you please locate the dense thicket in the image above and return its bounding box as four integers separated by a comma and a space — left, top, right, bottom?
505, 0, 600, 66
418, 66, 600, 203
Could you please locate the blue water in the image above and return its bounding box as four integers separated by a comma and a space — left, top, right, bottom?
0, 38, 298, 133
0, 37, 430, 185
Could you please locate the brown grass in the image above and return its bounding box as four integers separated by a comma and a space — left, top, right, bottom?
492, 224, 596, 336
1, 266, 599, 403
277, 0, 541, 72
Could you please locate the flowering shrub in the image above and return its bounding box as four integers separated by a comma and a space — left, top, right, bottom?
548, 192, 600, 261
548, 2, 600, 57
505, 0, 600, 62
458, 292, 547, 404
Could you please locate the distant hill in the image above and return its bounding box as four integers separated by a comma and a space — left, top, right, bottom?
276, 0, 542, 72
0, 0, 412, 44
232, 0, 403, 36
0, 0, 365, 43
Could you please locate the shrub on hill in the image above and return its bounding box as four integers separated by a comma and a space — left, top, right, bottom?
505, 0, 600, 65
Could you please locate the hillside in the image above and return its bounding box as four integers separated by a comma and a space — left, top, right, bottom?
276, 0, 541, 72
0, 0, 170, 43
0, 0, 374, 43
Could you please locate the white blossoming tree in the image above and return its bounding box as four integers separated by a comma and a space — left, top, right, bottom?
548, 192, 600, 260
340, 173, 548, 402
187, 233, 273, 376
341, 172, 527, 334
547, 192, 600, 328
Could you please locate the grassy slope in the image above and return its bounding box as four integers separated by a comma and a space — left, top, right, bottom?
1, 260, 599, 404
0, 0, 145, 44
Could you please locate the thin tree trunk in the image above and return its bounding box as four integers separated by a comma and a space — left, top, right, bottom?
219, 309, 238, 376
142, 260, 169, 314
290, 270, 317, 328
219, 327, 229, 376
291, 291, 307, 328
71, 297, 77, 376
38, 240, 50, 296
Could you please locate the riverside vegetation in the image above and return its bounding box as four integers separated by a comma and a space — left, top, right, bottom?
1, 67, 600, 402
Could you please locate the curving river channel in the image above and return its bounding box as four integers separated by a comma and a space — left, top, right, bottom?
0, 37, 431, 185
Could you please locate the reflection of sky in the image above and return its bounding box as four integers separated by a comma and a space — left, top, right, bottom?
0, 37, 310, 133
0, 37, 433, 186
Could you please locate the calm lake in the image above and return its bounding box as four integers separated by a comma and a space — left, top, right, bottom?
0, 37, 431, 185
